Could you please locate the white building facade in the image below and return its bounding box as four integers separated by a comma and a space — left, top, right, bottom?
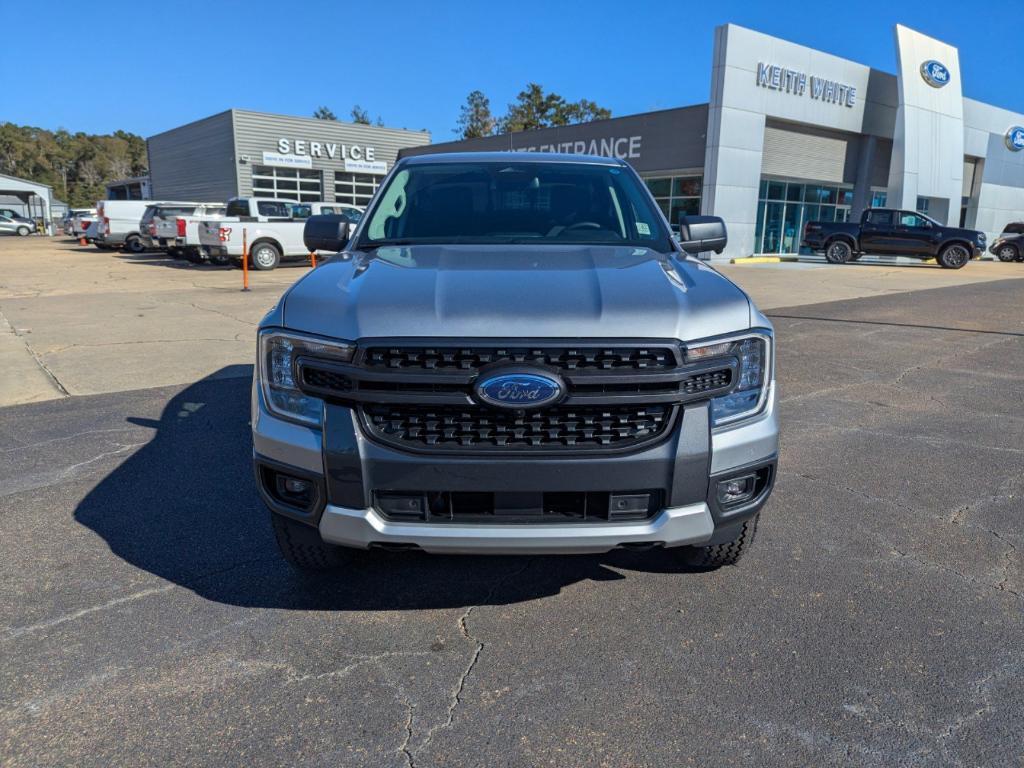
411, 23, 1024, 260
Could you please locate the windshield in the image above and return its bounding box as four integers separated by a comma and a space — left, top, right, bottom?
359, 161, 671, 250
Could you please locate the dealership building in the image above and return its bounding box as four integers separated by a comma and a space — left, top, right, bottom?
402, 23, 1024, 260
146, 109, 431, 209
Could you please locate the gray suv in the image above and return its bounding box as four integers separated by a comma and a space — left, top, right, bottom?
253, 153, 778, 570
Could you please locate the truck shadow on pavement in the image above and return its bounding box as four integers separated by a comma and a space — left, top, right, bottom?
74, 370, 705, 612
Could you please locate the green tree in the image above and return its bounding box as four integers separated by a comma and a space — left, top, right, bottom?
350, 105, 371, 124
313, 106, 338, 120
497, 83, 611, 133
0, 122, 149, 207
455, 90, 497, 138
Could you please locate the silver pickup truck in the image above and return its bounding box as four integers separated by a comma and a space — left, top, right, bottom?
198, 198, 309, 270
253, 153, 779, 572
141, 202, 226, 258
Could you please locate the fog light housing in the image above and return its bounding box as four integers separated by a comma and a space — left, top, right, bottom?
275, 474, 314, 506
717, 474, 756, 506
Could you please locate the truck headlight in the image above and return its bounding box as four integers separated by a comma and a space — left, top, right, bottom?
686, 331, 772, 427
258, 329, 355, 427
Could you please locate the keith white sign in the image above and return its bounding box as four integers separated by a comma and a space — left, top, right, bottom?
756, 62, 857, 107
261, 151, 313, 169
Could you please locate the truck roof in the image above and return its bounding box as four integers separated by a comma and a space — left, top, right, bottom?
399, 151, 626, 167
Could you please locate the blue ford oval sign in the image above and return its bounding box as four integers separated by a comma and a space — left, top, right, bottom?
475, 372, 563, 409
1006, 126, 1024, 152
920, 60, 950, 88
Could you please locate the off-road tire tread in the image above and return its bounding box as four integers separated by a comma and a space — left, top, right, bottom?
683, 514, 759, 568
271, 512, 345, 571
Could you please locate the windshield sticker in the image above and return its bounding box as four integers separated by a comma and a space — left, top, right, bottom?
636, 222, 651, 235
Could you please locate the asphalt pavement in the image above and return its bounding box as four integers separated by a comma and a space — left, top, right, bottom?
1, 278, 1022, 767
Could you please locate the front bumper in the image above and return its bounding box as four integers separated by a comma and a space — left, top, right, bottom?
252, 379, 778, 554
319, 501, 714, 555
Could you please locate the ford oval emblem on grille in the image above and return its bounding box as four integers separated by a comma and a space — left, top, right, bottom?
475, 371, 563, 410
920, 60, 950, 88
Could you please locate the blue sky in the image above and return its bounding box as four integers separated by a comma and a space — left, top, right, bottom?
3, 0, 1018, 139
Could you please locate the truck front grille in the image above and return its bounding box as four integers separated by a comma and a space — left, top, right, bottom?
362, 345, 677, 372
361, 403, 674, 452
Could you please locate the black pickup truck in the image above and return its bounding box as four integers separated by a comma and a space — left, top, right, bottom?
802, 208, 986, 269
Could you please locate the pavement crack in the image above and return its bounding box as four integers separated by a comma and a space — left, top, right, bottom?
407, 558, 535, 762
185, 301, 258, 327
5, 584, 175, 639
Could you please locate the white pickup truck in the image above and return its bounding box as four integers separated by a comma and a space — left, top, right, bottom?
198, 198, 310, 270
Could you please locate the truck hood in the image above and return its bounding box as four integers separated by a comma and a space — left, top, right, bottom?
279, 244, 752, 342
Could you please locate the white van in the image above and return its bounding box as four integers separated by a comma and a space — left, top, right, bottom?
96, 200, 158, 253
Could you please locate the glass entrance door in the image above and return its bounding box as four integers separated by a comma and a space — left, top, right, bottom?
755, 180, 852, 254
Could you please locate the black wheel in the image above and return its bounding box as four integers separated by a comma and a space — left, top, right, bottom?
996, 244, 1019, 262
271, 512, 347, 571
167, 247, 187, 259
938, 243, 970, 269
680, 514, 759, 569
251, 241, 281, 270
211, 251, 231, 266
825, 240, 852, 264
124, 234, 146, 254
184, 248, 202, 264
16, 225, 30, 237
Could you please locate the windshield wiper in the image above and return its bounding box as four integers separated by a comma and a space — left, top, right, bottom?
358, 239, 417, 251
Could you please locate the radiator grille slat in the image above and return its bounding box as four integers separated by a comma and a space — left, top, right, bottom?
361, 404, 673, 452
364, 345, 677, 372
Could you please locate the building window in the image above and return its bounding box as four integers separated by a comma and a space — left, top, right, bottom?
335, 173, 381, 207
915, 196, 929, 215
643, 175, 702, 225
251, 165, 322, 202
870, 190, 887, 208
755, 179, 853, 254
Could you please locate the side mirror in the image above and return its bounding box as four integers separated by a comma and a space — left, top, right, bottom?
678, 214, 728, 255
303, 214, 351, 253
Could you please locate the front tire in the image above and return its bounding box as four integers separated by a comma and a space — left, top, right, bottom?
938, 243, 970, 269
271, 512, 347, 571
680, 514, 759, 569
825, 240, 852, 264
251, 241, 281, 270
16, 225, 30, 237
996, 244, 1019, 262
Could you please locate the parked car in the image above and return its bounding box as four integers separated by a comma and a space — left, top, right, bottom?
96, 200, 157, 253
254, 153, 777, 571
989, 222, 1024, 262
0, 213, 34, 236
172, 205, 231, 263
81, 219, 108, 246
0, 208, 34, 226
198, 197, 310, 270
69, 209, 98, 239
140, 202, 225, 258
291, 202, 363, 238
802, 208, 986, 269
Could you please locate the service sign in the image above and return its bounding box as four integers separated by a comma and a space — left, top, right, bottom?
261, 151, 313, 169
344, 158, 388, 175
